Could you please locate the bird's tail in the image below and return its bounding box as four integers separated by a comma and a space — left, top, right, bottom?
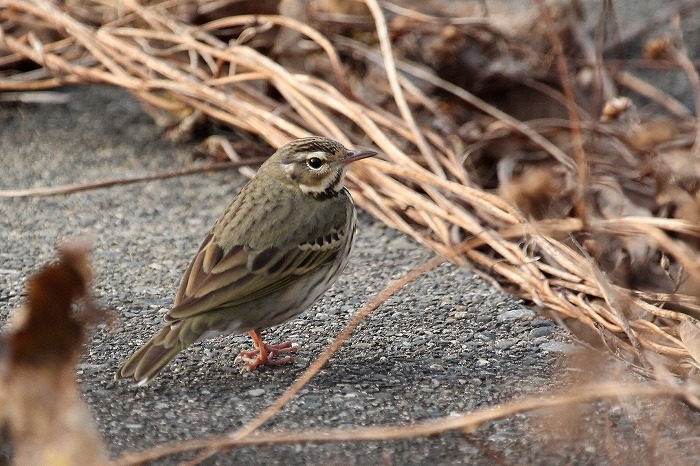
116, 322, 189, 385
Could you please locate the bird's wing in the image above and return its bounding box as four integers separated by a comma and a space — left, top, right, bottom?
166, 214, 349, 321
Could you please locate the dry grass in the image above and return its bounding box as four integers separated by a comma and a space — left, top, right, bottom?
3, 0, 700, 461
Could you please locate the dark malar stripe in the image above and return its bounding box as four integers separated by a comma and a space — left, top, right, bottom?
312, 170, 344, 200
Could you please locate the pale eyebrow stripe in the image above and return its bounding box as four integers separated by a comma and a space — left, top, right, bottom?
305, 151, 328, 160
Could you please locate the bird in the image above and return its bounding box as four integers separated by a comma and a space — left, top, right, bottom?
116, 136, 376, 384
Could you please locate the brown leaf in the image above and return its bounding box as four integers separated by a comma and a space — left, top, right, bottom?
6, 239, 93, 366
644, 36, 675, 60
600, 96, 632, 122
679, 320, 700, 369
315, 0, 369, 16
498, 164, 574, 219
2, 238, 108, 466
629, 119, 680, 150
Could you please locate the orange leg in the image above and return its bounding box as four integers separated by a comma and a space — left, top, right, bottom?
235, 330, 297, 372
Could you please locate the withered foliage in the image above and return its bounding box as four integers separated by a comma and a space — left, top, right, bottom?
530, 350, 700, 465
2, 0, 700, 383
0, 239, 108, 466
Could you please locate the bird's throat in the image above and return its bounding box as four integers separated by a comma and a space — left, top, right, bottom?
300, 169, 346, 200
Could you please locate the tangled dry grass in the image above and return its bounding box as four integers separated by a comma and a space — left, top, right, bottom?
3, 0, 700, 411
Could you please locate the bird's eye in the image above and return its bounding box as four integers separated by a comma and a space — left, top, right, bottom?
307, 157, 324, 170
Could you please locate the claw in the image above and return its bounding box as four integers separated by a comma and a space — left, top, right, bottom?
235, 330, 298, 372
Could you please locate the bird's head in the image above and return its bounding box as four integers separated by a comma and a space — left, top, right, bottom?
262, 137, 376, 199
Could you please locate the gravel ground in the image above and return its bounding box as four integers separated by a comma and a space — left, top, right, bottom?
1, 86, 698, 465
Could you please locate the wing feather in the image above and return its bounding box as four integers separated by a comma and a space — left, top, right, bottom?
167, 216, 349, 321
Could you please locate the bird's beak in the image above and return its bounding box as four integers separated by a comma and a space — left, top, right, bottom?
342, 149, 377, 165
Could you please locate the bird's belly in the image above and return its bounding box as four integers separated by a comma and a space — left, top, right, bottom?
259, 253, 349, 328
200, 252, 351, 341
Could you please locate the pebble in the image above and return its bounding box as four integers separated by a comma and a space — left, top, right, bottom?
498, 308, 536, 321
494, 339, 517, 350
529, 327, 554, 338
246, 388, 266, 397
533, 336, 550, 346
388, 236, 416, 250
539, 341, 579, 354
352, 342, 372, 349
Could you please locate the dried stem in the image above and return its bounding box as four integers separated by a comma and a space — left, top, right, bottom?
0, 159, 268, 198
115, 381, 697, 465
534, 0, 588, 224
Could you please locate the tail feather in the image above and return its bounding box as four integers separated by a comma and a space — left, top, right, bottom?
116, 323, 187, 384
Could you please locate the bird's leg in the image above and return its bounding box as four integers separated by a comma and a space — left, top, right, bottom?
235, 329, 297, 371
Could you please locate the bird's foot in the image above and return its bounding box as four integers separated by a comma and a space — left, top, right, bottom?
235, 333, 298, 372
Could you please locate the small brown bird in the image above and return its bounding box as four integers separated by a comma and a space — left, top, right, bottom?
117, 137, 376, 384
